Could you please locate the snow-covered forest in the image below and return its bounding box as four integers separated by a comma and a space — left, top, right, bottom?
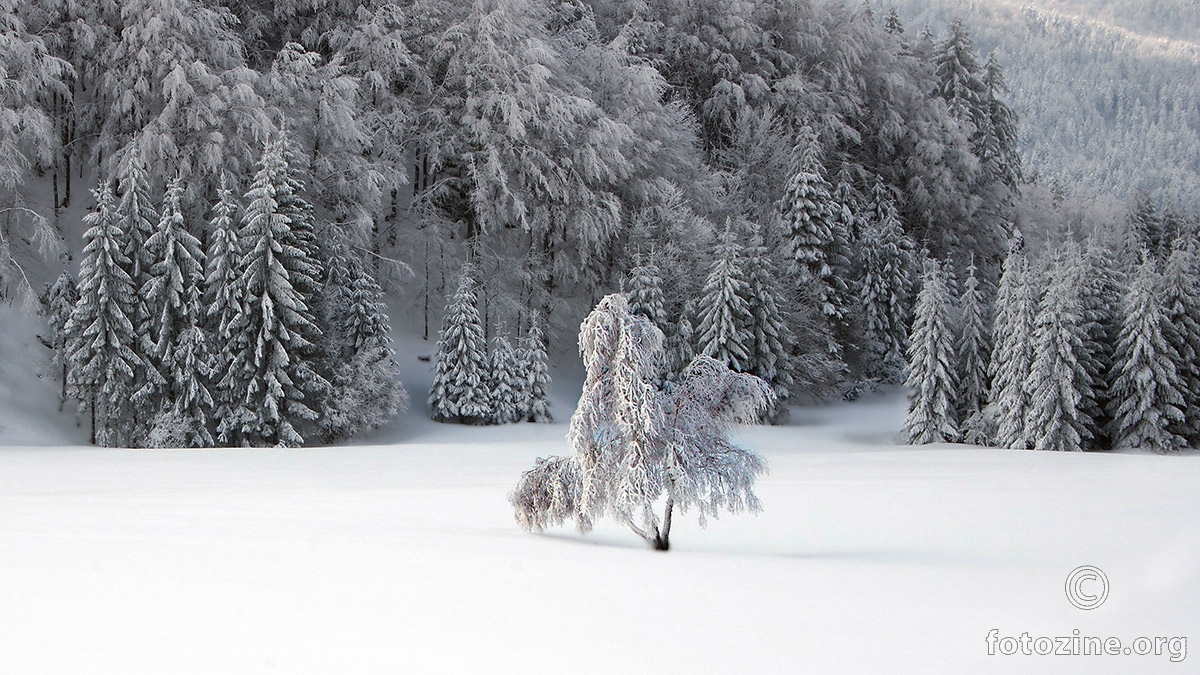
1, 0, 1197, 450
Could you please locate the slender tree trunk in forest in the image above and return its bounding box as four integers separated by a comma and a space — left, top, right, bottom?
423, 238, 430, 340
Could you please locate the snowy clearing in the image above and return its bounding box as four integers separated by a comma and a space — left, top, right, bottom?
1, 388, 1197, 674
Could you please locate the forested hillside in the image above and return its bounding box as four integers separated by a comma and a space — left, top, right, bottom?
891, 0, 1200, 208
1, 0, 1196, 449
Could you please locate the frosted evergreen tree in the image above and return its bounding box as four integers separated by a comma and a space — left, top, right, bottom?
933, 19, 987, 132
148, 280, 215, 448
325, 260, 408, 440
904, 259, 959, 444
488, 334, 523, 425
66, 184, 143, 447
626, 257, 668, 336
144, 176, 206, 378
429, 269, 492, 425
509, 294, 772, 551
224, 138, 329, 446
116, 147, 164, 437
1027, 250, 1093, 451
39, 272, 79, 411
779, 131, 842, 320
204, 177, 244, 444
1079, 240, 1124, 446
665, 300, 697, 380
957, 258, 990, 418
696, 222, 753, 373
743, 227, 793, 417
1109, 257, 1187, 453
989, 237, 1037, 449
519, 318, 553, 424
884, 8, 905, 35
859, 181, 916, 375
1159, 244, 1200, 445
205, 176, 241, 343
981, 53, 1021, 189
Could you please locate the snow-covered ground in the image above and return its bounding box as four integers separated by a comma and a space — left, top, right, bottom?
1, 308, 1198, 673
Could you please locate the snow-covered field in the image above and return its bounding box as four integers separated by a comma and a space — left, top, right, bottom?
1, 307, 1197, 674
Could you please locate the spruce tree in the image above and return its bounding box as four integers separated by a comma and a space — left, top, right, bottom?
116, 147, 164, 439
743, 227, 793, 417
859, 181, 916, 375
1079, 239, 1123, 446
144, 176, 206, 377
66, 183, 142, 447
149, 280, 215, 447
489, 334, 522, 425
933, 19, 987, 132
696, 222, 753, 373
626, 258, 668, 336
1109, 257, 1187, 453
665, 300, 696, 380
1027, 250, 1093, 451
205, 175, 241, 344
990, 237, 1037, 449
957, 258, 990, 418
519, 318, 553, 423
325, 259, 408, 439
40, 272, 79, 411
429, 269, 493, 424
225, 138, 329, 446
904, 259, 958, 444
1159, 244, 1200, 445
205, 177, 244, 445
779, 132, 842, 321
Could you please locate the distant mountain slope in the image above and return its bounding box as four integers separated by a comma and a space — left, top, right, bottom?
888, 0, 1200, 207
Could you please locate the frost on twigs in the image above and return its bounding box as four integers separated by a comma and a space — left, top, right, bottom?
509, 294, 771, 551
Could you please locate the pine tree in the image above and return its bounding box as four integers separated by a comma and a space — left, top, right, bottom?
429, 269, 492, 425
779, 132, 842, 321
884, 8, 904, 35
696, 222, 753, 373
519, 317, 553, 424
66, 183, 143, 447
981, 53, 1021, 189
204, 177, 244, 445
39, 272, 79, 411
933, 19, 987, 132
1159, 244, 1200, 445
149, 280, 215, 447
144, 176, 206, 376
205, 175, 241, 343
743, 227, 793, 416
1079, 239, 1123, 446
665, 300, 697, 381
1109, 257, 1188, 453
905, 259, 958, 444
990, 237, 1037, 449
325, 260, 408, 439
1027, 250, 1093, 451
859, 181, 916, 375
116, 147, 164, 439
488, 334, 522, 425
225, 138, 329, 446
957, 258, 990, 418
626, 258, 668, 335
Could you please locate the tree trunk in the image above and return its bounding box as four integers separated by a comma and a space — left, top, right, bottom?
653, 498, 674, 551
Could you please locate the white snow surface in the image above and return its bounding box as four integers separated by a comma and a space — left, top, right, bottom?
1, 311, 1198, 673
